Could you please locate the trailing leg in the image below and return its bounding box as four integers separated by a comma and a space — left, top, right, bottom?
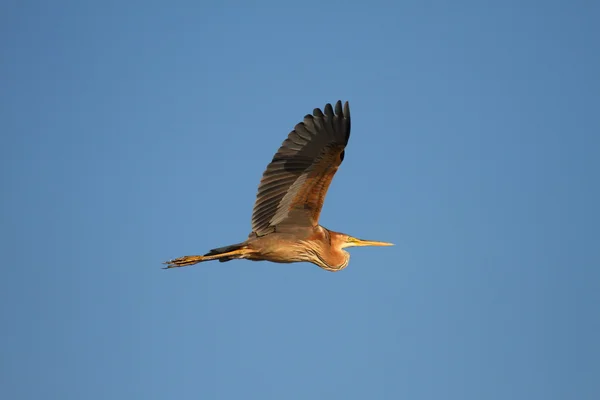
163, 243, 254, 269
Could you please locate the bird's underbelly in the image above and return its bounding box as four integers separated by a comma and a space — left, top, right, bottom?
247, 238, 312, 264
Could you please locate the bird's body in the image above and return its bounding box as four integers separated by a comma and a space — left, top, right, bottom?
245, 226, 349, 271
165, 101, 392, 272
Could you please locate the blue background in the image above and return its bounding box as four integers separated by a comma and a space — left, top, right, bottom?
2, 1, 599, 399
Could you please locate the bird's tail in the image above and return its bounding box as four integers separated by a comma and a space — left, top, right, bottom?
163, 242, 253, 269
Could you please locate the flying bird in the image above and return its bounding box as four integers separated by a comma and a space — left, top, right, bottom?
164, 101, 392, 272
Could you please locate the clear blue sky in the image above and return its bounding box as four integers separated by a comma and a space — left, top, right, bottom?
1, 1, 599, 399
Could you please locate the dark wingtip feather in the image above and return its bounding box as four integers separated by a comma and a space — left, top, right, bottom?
313, 107, 324, 118
343, 101, 350, 118
324, 103, 334, 118
335, 100, 343, 116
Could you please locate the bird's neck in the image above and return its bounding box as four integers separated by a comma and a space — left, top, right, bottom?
312, 227, 349, 271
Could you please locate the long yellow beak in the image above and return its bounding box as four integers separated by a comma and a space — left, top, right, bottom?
347, 237, 394, 247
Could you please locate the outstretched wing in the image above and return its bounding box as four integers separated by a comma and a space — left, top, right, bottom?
251, 101, 351, 236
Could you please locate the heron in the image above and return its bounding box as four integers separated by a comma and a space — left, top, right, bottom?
164, 100, 393, 272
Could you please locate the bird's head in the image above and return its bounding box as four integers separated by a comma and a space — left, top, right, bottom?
316, 231, 393, 271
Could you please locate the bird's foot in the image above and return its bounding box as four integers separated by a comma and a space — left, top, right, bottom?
163, 255, 204, 269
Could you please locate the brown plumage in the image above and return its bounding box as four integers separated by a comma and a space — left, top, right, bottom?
164, 101, 392, 272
